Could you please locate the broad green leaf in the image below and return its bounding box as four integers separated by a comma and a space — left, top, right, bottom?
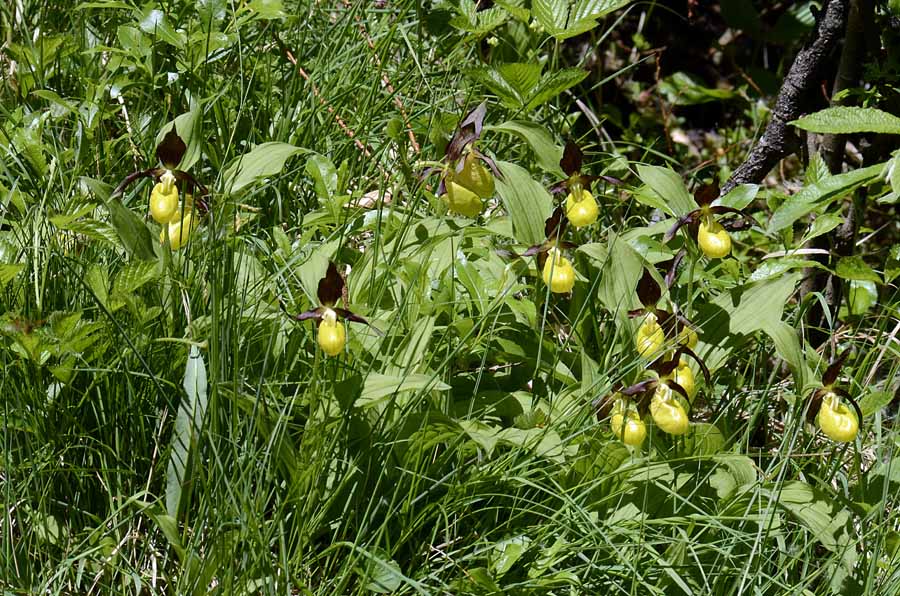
534, 0, 631, 40
496, 62, 542, 98
714, 183, 758, 210
112, 260, 160, 297
848, 280, 877, 315
835, 256, 881, 283
55, 219, 119, 247
107, 199, 156, 260
585, 235, 643, 317
683, 422, 724, 455
137, 7, 182, 47
245, 0, 285, 18
305, 154, 338, 201
358, 547, 404, 593
532, 0, 567, 36
761, 320, 810, 389
491, 536, 530, 577
859, 390, 893, 417
768, 164, 882, 233
167, 346, 208, 518
358, 373, 450, 408
791, 106, 900, 135
156, 107, 202, 171
748, 258, 822, 283
773, 481, 852, 552
635, 164, 697, 216
488, 121, 564, 176
0, 264, 24, 287
801, 212, 843, 244
495, 160, 553, 246
697, 273, 802, 371
466, 67, 521, 108
222, 142, 308, 194
659, 71, 735, 105
525, 67, 588, 110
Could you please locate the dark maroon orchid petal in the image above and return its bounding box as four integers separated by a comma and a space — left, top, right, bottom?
822, 350, 849, 387
663, 210, 701, 243
544, 207, 567, 241
536, 250, 547, 272
621, 379, 658, 397
445, 102, 487, 162
653, 309, 672, 324
664, 249, 687, 288
474, 150, 502, 179
334, 308, 385, 336
597, 174, 624, 186
111, 169, 158, 199
522, 245, 544, 257
560, 142, 583, 176
156, 127, 187, 170
656, 357, 679, 377
496, 247, 522, 260
806, 389, 825, 424
636, 268, 662, 308
627, 308, 646, 319
317, 262, 345, 307
710, 206, 758, 230
592, 392, 620, 420
173, 170, 209, 199
693, 180, 720, 206
831, 387, 863, 424
549, 180, 568, 195
294, 309, 323, 322
676, 345, 710, 384
667, 380, 691, 401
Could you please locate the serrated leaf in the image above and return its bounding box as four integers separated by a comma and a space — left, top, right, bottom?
835, 256, 881, 283
495, 160, 553, 246
768, 164, 882, 233
222, 142, 308, 194
0, 264, 23, 287
497, 62, 542, 98
525, 67, 588, 110
167, 346, 208, 518
488, 121, 564, 176
467, 67, 521, 108
635, 164, 697, 216
58, 219, 120, 246
532, 0, 568, 35
534, 0, 631, 39
791, 106, 900, 135
112, 260, 160, 297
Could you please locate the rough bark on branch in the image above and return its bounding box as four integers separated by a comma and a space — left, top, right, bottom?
722, 0, 850, 194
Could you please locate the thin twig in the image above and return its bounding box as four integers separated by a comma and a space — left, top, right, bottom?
722, 0, 849, 194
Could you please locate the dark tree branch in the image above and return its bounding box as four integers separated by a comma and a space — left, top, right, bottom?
722, 0, 849, 194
